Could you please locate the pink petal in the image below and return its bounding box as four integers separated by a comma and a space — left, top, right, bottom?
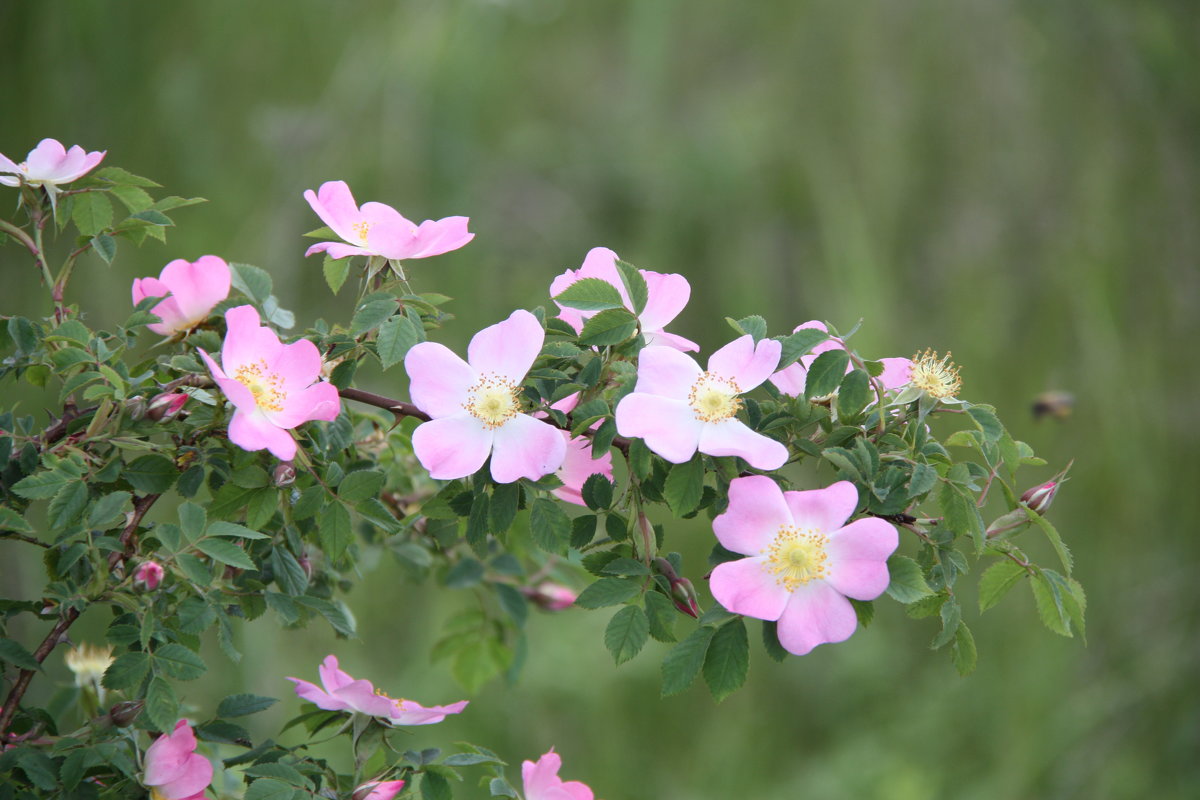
614, 393, 700, 464
333, 679, 398, 717
825, 518, 899, 600
405, 216, 474, 258
318, 654, 354, 691
775, 581, 858, 656
783, 481, 860, 535
643, 329, 700, 353
199, 350, 258, 413
268, 337, 323, 391
638, 270, 691, 331
768, 363, 806, 397
0, 151, 18, 173
405, 342, 476, 418
286, 677, 343, 711
228, 408, 296, 460
156, 754, 212, 800
389, 699, 468, 726
304, 241, 375, 260
266, 382, 341, 428
696, 419, 788, 470
411, 415, 494, 480
712, 475, 794, 554
631, 345, 701, 398
24, 139, 67, 177
357, 780, 407, 800
304, 181, 363, 244
220, 306, 282, 375
143, 720, 195, 785
575, 246, 623, 288
877, 357, 912, 391
553, 432, 613, 506
710, 557, 790, 621
359, 201, 416, 259
466, 309, 544, 382
155, 256, 232, 328
708, 335, 781, 391
489, 414, 568, 484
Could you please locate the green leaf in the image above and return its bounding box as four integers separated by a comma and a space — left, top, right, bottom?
244, 778, 297, 800
208, 520, 270, 540
195, 538, 257, 571
376, 315, 419, 369
217, 693, 278, 718
885, 556, 933, 603
318, 502, 352, 561
338, 470, 385, 503
144, 676, 180, 731
1031, 571, 1072, 637
729, 315, 767, 341
88, 490, 130, 529
952, 622, 978, 676
47, 480, 88, 529
296, 596, 357, 637
12, 469, 73, 500
0, 638, 41, 671
176, 553, 213, 586
804, 349, 850, 399
553, 277, 626, 311
129, 209, 173, 226
703, 618, 749, 702
323, 255, 350, 295
604, 605, 649, 665
179, 501, 207, 541
153, 643, 206, 680
966, 404, 1004, 443
1024, 505, 1073, 574
0, 506, 33, 535
109, 183, 154, 212
350, 297, 399, 336
529, 498, 570, 555
125, 454, 178, 493
92, 233, 117, 264
573, 577, 640, 609
7, 748, 57, 791
664, 455, 704, 517
614, 259, 649, 315
421, 770, 453, 800
72, 191, 113, 237
465, 493, 490, 556
938, 479, 984, 552
451, 637, 507, 693
577, 308, 638, 346
489, 482, 520, 534
581, 473, 614, 511
906, 463, 938, 498
243, 763, 309, 787
96, 166, 161, 187
931, 599, 962, 650
102, 651, 149, 690
644, 591, 677, 643
661, 625, 716, 697
836, 369, 872, 419
230, 262, 273, 303
978, 559, 1027, 612
761, 620, 789, 662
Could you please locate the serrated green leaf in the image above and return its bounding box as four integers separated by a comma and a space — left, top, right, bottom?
489, 482, 520, 534
804, 349, 850, 399
179, 501, 207, 541
350, 297, 398, 336
87, 490, 130, 529
978, 559, 1027, 612
661, 625, 716, 697
153, 643, 206, 680
553, 277, 626, 311
604, 605, 649, 665
761, 620, 789, 662
1024, 505, 1073, 574
207, 520, 270, 540
581, 473, 614, 511
931, 599, 962, 649
907, 462, 938, 498
577, 308, 638, 346
338, 470, 386, 503
0, 638, 42, 671
777, 328, 829, 369
109, 183, 154, 212
952, 622, 978, 676
0, 505, 34, 534
703, 618, 749, 702
92, 233, 117, 263
376, 315, 419, 369
47, 480, 88, 529
938, 479, 984, 551
837, 369, 872, 419
218, 693, 278, 718
194, 537, 256, 570
966, 404, 1004, 443
144, 676, 179, 731
96, 166, 161, 187
664, 455, 704, 517
72, 191, 113, 237
1031, 571, 1074, 637
529, 498, 570, 555
573, 577, 640, 609
644, 591, 677, 642
885, 555, 932, 602
323, 255, 351, 295
125, 454, 177, 493
614, 259, 649, 315
318, 502, 352, 561
12, 469, 73, 500
230, 262, 273, 303
244, 778, 296, 800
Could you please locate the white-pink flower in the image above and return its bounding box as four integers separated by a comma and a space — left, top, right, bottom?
134, 561, 164, 591
287, 655, 468, 726
143, 720, 212, 800
199, 305, 341, 461
550, 246, 698, 352
405, 310, 567, 483
522, 749, 594, 800
769, 321, 911, 397
614, 335, 787, 470
0, 138, 105, 204
303, 180, 473, 261
131, 255, 232, 336
710, 476, 898, 656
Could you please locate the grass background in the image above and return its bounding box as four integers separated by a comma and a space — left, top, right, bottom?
2, 1, 1198, 797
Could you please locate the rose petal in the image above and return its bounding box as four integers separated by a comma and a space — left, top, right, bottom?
466, 309, 543, 382
389, 699, 469, 726
775, 581, 859, 656
631, 346, 701, 398
825, 518, 899, 600
411, 415, 493, 480
696, 418, 788, 470
783, 481, 860, 534
708, 335, 781, 391
710, 557, 791, 621
489, 414, 568, 483
712, 475, 794, 554
405, 342, 477, 418
614, 393, 700, 464
228, 408, 296, 461
266, 382, 341, 428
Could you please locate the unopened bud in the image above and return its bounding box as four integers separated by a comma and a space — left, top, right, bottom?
273, 462, 297, 487
670, 577, 701, 619
297, 552, 314, 581
524, 581, 577, 611
125, 396, 148, 421
637, 513, 656, 559
146, 392, 188, 422
133, 560, 164, 591
353, 780, 406, 800
1020, 480, 1059, 516
108, 700, 144, 727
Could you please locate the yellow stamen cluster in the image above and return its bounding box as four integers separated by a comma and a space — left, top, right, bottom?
234, 361, 287, 412
463, 373, 520, 429
351, 220, 372, 244
65, 643, 115, 687
688, 372, 742, 423
909, 349, 962, 400
764, 526, 830, 591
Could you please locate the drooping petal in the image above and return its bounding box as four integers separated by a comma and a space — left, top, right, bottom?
489, 414, 568, 484
389, 699, 469, 726
0, 150, 19, 173
631, 345, 701, 398
696, 418, 788, 470
266, 382, 341, 428
304, 240, 376, 260
643, 329, 700, 353
466, 309, 544, 382
712, 475, 794, 554
221, 305, 283, 375
783, 481, 860, 535
825, 518, 899, 600
707, 335, 781, 391
286, 677, 342, 710
405, 342, 477, 418
710, 557, 791, 621
304, 181, 363, 244
228, 408, 297, 461
410, 415, 494, 480
775, 581, 859, 656
614, 393, 701, 464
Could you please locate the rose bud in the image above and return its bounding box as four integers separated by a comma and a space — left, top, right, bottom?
146, 392, 189, 422
524, 581, 577, 612
134, 560, 164, 591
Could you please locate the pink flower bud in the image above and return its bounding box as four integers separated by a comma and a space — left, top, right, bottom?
670, 576, 701, 619
273, 462, 297, 487
147, 392, 189, 422
1020, 480, 1060, 515
525, 581, 577, 612
108, 700, 144, 727
134, 560, 164, 591
353, 780, 406, 800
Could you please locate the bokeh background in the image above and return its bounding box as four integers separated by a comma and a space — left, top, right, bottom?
3, 1, 1198, 797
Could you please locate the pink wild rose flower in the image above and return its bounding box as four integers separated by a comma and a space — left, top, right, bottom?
522, 749, 594, 800
553, 430, 614, 507
710, 476, 899, 655
199, 305, 341, 461
353, 781, 406, 800
0, 138, 105, 206
143, 719, 212, 800
303, 180, 473, 261
405, 309, 567, 483
615, 335, 787, 470
287, 655, 468, 726
769, 320, 911, 398
131, 255, 232, 336
550, 246, 698, 352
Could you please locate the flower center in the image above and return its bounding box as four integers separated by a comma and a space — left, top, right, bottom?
764, 526, 830, 591
234, 360, 287, 413
463, 373, 520, 429
909, 349, 962, 400
688, 372, 742, 423
351, 220, 372, 244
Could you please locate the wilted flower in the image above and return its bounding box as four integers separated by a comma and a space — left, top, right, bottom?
131, 256, 232, 336
65, 642, 114, 703
287, 655, 468, 726
522, 749, 594, 800
0, 138, 106, 207
143, 720, 212, 800
893, 349, 963, 405
134, 561, 164, 591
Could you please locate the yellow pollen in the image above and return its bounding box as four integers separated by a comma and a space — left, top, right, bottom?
764, 526, 830, 591
688, 372, 742, 423
234, 360, 287, 413
909, 348, 962, 400
463, 372, 520, 429
351, 220, 372, 244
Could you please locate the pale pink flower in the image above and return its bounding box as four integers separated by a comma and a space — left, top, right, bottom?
303, 180, 473, 261
287, 655, 468, 725
615, 336, 787, 470
553, 431, 614, 507
550, 246, 698, 352
134, 561, 164, 591
522, 749, 594, 800
131, 255, 232, 336
199, 305, 341, 461
769, 321, 911, 397
405, 310, 567, 483
143, 720, 212, 800
710, 476, 898, 656
0, 138, 105, 206
353, 780, 406, 800
525, 581, 578, 612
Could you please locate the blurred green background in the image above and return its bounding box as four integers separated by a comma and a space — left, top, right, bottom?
3, 1, 1198, 797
